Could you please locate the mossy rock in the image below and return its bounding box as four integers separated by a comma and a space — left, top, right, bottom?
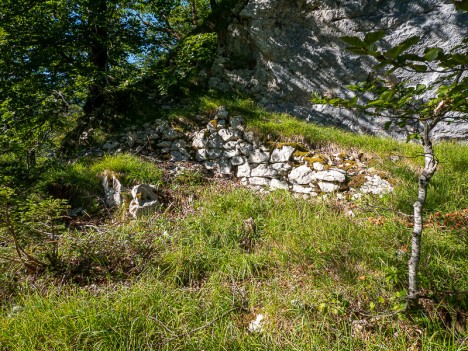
303, 154, 327, 165
293, 150, 312, 158
342, 160, 358, 171
348, 174, 368, 188
209, 120, 218, 128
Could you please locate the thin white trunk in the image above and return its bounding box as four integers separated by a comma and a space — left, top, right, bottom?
408, 123, 438, 306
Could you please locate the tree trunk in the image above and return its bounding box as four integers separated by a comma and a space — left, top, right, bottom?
83, 0, 108, 124
189, 0, 199, 26
408, 122, 438, 307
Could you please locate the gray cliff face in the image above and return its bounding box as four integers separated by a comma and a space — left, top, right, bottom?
210, 0, 468, 140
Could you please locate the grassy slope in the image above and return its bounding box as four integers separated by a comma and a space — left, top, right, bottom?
0, 96, 467, 350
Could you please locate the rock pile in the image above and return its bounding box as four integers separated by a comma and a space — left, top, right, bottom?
99, 106, 394, 217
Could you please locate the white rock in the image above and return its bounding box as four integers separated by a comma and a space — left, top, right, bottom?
312, 162, 325, 171
243, 131, 258, 144
237, 162, 251, 177
311, 170, 346, 183
223, 141, 238, 150
248, 149, 270, 163
248, 314, 264, 333
288, 165, 314, 184
270, 179, 290, 190
218, 128, 241, 142
249, 177, 270, 186
360, 175, 394, 195
251, 164, 278, 178
192, 130, 208, 148
292, 184, 315, 194
102, 173, 122, 207
195, 149, 208, 161
224, 148, 240, 158
206, 134, 224, 149
237, 141, 254, 155
318, 181, 340, 193
127, 132, 138, 148
270, 145, 295, 162
231, 155, 247, 166
270, 162, 292, 175
203, 161, 217, 170
207, 148, 223, 159
129, 184, 160, 218
217, 159, 232, 174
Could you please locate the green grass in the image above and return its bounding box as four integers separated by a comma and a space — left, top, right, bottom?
1, 97, 467, 350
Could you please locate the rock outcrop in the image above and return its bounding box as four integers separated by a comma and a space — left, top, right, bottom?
210, 0, 468, 140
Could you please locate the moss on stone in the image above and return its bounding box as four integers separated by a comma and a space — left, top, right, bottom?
348, 174, 368, 188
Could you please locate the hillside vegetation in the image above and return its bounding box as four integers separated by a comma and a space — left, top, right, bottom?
1, 96, 467, 350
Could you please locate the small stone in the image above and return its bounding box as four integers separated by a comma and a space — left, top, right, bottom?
288, 165, 314, 184
207, 148, 223, 159
102, 173, 122, 207
129, 184, 160, 218
238, 141, 254, 155
224, 148, 240, 158
248, 149, 270, 163
243, 131, 258, 144
127, 132, 137, 148
270, 179, 290, 190
192, 130, 208, 148
270, 146, 295, 162
217, 159, 232, 174
313, 162, 325, 171
223, 141, 238, 150
359, 175, 394, 195
249, 177, 270, 186
217, 119, 227, 129
163, 129, 182, 141
251, 164, 278, 178
207, 134, 224, 149
230, 116, 245, 129
170, 150, 190, 162
237, 162, 251, 177
157, 140, 172, 148
318, 181, 340, 193
218, 128, 241, 142
171, 139, 187, 150
203, 161, 217, 170
215, 106, 229, 119
195, 149, 208, 161
248, 314, 264, 333
311, 170, 346, 183
270, 162, 292, 175
292, 184, 315, 194
231, 155, 247, 166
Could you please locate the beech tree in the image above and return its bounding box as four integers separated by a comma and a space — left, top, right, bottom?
311, 31, 468, 307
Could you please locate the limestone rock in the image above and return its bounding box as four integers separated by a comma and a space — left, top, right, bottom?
248, 149, 270, 163
231, 155, 247, 166
207, 134, 224, 149
230, 116, 246, 129
359, 175, 394, 195
270, 179, 289, 190
318, 182, 340, 193
129, 184, 160, 218
251, 164, 278, 178
288, 165, 314, 185
102, 173, 122, 207
218, 128, 241, 142
292, 184, 315, 194
270, 145, 295, 162
192, 130, 208, 148
311, 170, 346, 183
312, 162, 325, 171
237, 162, 251, 177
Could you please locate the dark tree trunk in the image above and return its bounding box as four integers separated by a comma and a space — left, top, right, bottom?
408, 122, 438, 308
83, 0, 108, 124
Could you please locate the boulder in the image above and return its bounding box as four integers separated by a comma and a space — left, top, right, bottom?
237, 162, 251, 177
250, 164, 278, 178
270, 179, 289, 190
248, 149, 270, 163
318, 182, 340, 193
129, 184, 160, 218
249, 177, 270, 186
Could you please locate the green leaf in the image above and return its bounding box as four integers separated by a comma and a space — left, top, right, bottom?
384, 36, 420, 59
424, 47, 442, 61
341, 36, 364, 47
411, 64, 428, 72
380, 90, 394, 101
364, 31, 386, 45
415, 84, 426, 94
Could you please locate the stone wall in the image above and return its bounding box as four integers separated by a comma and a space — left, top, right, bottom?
210, 0, 468, 140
